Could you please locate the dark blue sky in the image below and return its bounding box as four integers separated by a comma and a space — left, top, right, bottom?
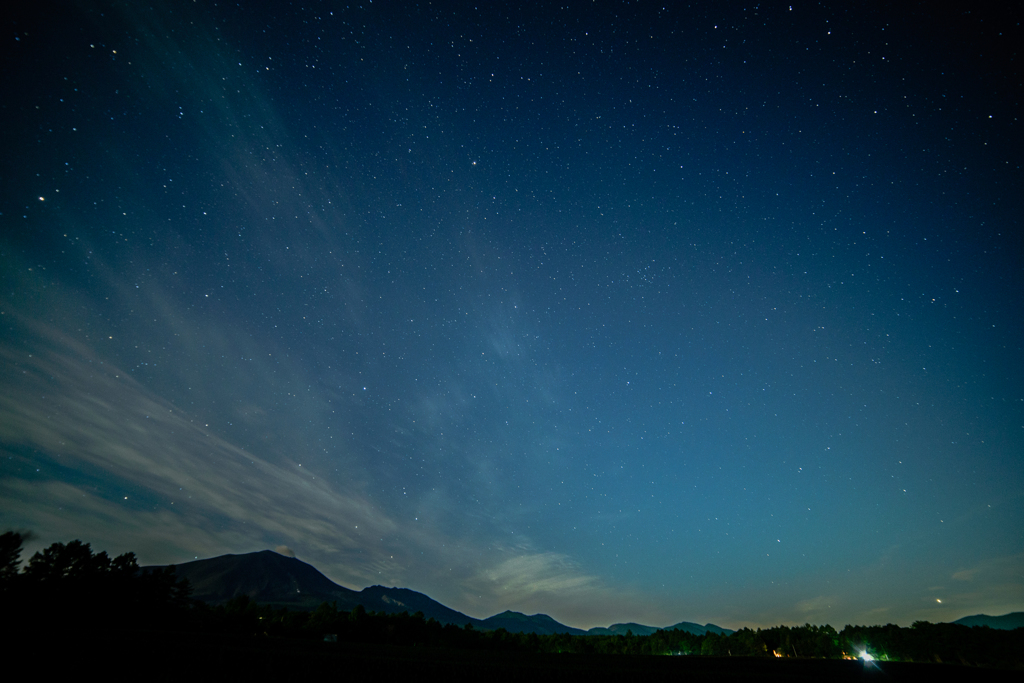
2, 1, 1021, 629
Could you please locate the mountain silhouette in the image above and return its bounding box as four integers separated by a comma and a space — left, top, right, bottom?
161, 549, 358, 609
587, 622, 661, 636
479, 610, 587, 636
587, 621, 733, 636
154, 550, 478, 626
951, 612, 1024, 630
153, 549, 730, 635
355, 585, 479, 627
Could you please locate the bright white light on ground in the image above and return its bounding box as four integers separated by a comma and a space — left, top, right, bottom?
859, 651, 874, 661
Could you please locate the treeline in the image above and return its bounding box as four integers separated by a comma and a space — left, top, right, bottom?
2, 533, 1022, 670
701, 624, 1023, 669
153, 598, 1024, 668
179, 596, 709, 656
0, 532, 191, 632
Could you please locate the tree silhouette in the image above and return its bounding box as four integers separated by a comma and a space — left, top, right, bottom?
1, 533, 193, 634
0, 531, 27, 583
23, 539, 114, 582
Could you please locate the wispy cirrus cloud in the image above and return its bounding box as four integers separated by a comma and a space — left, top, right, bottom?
448, 544, 656, 628
0, 315, 631, 627
476, 550, 600, 600
0, 317, 396, 585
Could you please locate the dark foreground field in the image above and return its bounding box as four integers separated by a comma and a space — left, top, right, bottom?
20, 629, 1020, 682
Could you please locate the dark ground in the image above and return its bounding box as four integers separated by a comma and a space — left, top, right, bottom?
25, 630, 1021, 682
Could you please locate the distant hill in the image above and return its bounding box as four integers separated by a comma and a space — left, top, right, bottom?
587, 621, 733, 637
157, 549, 359, 611
587, 622, 661, 636
355, 585, 479, 627
152, 550, 479, 626
153, 549, 732, 636
479, 610, 587, 636
951, 612, 1024, 630
672, 621, 734, 636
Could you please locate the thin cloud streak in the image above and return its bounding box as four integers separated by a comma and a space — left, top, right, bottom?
0, 316, 631, 624
0, 318, 395, 584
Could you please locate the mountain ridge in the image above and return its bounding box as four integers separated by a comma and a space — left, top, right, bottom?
479, 610, 588, 636
950, 612, 1024, 630
587, 621, 733, 637
152, 549, 733, 635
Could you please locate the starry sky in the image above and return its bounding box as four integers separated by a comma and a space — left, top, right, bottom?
2, 1, 1022, 630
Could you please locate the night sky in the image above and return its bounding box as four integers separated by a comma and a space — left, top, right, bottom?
2, 1, 1021, 630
